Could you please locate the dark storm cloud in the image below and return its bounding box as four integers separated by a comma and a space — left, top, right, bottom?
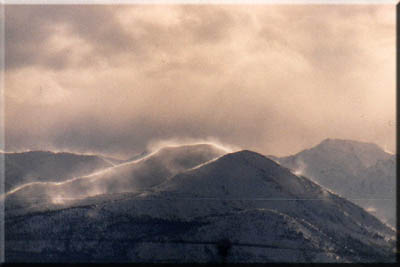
4, 5, 235, 71
4, 5, 396, 158
5, 5, 146, 70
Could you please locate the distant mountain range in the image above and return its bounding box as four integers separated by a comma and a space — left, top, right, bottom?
272, 138, 396, 227
3, 151, 113, 193
4, 143, 396, 263
5, 144, 226, 211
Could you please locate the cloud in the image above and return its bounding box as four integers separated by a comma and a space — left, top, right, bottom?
5, 5, 236, 71
4, 5, 396, 158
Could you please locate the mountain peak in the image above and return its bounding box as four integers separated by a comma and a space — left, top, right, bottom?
147, 143, 229, 166
153, 148, 306, 201
215, 149, 280, 169
315, 138, 390, 168
276, 138, 396, 227
224, 149, 265, 159
319, 138, 380, 148
6, 145, 396, 262
158, 143, 228, 154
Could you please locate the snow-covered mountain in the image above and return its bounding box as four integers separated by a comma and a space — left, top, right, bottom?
5, 149, 396, 263
5, 144, 227, 213
274, 138, 396, 227
3, 151, 114, 193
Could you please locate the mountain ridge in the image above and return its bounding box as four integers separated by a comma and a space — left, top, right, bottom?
3, 150, 114, 193
4, 144, 396, 262
275, 138, 396, 227
5, 143, 228, 213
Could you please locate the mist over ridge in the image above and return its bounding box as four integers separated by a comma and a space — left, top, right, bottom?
5, 143, 396, 263
5, 142, 230, 208
3, 4, 396, 263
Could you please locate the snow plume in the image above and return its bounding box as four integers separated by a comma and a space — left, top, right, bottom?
366, 206, 377, 213
289, 159, 340, 199
5, 139, 235, 205
383, 219, 397, 232
0, 146, 130, 166
0, 149, 36, 154
383, 144, 395, 155
185, 155, 225, 172
146, 137, 240, 155
292, 158, 307, 177
99, 157, 117, 167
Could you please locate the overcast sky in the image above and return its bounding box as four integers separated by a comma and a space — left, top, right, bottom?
4, 4, 396, 159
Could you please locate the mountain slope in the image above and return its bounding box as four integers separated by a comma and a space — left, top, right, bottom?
5, 144, 227, 213
5, 150, 396, 263
3, 151, 113, 193
275, 138, 396, 226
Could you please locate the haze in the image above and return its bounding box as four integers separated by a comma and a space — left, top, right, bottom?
3, 4, 396, 159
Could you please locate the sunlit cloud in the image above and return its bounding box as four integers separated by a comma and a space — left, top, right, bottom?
4, 4, 396, 158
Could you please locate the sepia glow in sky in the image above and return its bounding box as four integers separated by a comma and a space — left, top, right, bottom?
4, 4, 396, 158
